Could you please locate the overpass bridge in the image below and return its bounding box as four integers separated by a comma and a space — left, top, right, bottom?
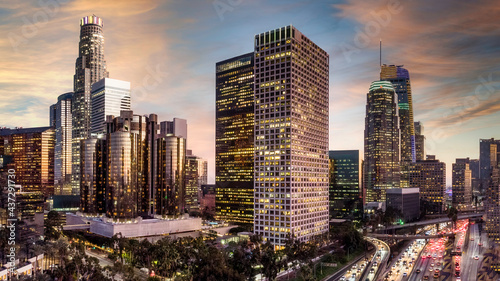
367, 232, 455, 240
380, 213, 483, 232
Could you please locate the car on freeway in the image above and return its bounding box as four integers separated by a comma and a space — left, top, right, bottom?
474, 255, 479, 260
423, 276, 429, 280
416, 269, 421, 274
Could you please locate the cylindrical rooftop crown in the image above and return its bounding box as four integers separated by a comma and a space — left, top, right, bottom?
369, 80, 395, 92
80, 15, 103, 27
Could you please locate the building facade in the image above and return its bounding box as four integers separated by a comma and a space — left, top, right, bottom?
90, 78, 131, 135
480, 138, 500, 195
381, 65, 415, 188
414, 121, 425, 161
185, 150, 208, 210
328, 150, 361, 221
253, 25, 330, 246
386, 188, 420, 222
80, 111, 187, 220
363, 81, 400, 203
408, 155, 446, 214
51, 92, 74, 195
215, 53, 255, 225
156, 132, 187, 217
452, 158, 472, 209
72, 15, 109, 195
0, 127, 55, 198
485, 142, 500, 246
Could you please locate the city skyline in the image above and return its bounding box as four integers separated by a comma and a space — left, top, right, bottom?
1, 1, 500, 185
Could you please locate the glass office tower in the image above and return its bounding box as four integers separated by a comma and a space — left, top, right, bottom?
364, 81, 400, 202
215, 53, 255, 225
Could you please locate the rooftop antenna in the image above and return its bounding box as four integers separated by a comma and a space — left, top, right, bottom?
379, 39, 382, 67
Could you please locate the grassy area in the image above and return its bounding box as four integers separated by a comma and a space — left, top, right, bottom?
287, 247, 366, 281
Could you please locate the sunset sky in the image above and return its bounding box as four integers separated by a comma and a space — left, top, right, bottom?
1, 0, 499, 185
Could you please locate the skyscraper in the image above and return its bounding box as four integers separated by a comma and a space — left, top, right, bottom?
328, 150, 361, 221
215, 53, 255, 225
409, 155, 446, 214
253, 25, 329, 246
484, 141, 500, 245
364, 81, 400, 203
480, 138, 500, 195
90, 78, 131, 135
414, 121, 425, 161
468, 159, 480, 196
157, 125, 187, 217
381, 64, 415, 187
0, 127, 55, 197
452, 158, 472, 209
80, 111, 188, 219
51, 92, 74, 195
72, 15, 109, 195
185, 150, 208, 210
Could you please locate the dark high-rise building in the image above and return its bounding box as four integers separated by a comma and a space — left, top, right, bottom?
328, 150, 361, 221
215, 53, 255, 225
480, 138, 500, 195
156, 123, 187, 216
386, 188, 420, 222
72, 16, 109, 195
468, 159, 480, 196
452, 158, 472, 209
364, 80, 400, 203
485, 147, 500, 246
253, 25, 330, 246
51, 92, 74, 195
185, 150, 208, 210
79, 111, 188, 219
414, 121, 425, 161
409, 155, 446, 214
381, 65, 415, 187
80, 137, 107, 215
0, 127, 55, 198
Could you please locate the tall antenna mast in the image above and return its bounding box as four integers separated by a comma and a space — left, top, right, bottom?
379, 39, 382, 67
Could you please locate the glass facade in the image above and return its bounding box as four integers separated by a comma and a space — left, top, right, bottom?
480, 138, 500, 194
328, 150, 361, 221
156, 135, 186, 216
452, 158, 472, 209
0, 127, 55, 220
414, 121, 425, 161
185, 152, 208, 210
381, 65, 415, 188
80, 111, 189, 220
215, 53, 255, 224
72, 16, 109, 195
91, 78, 131, 135
364, 81, 401, 203
485, 148, 500, 245
51, 92, 74, 195
253, 26, 329, 246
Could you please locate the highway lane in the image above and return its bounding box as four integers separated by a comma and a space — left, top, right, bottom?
451, 220, 469, 280
335, 237, 388, 281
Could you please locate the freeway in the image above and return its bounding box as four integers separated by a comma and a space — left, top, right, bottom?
461, 222, 485, 281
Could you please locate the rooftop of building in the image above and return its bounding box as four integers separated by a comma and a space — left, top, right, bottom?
0, 126, 53, 136
386, 187, 420, 194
